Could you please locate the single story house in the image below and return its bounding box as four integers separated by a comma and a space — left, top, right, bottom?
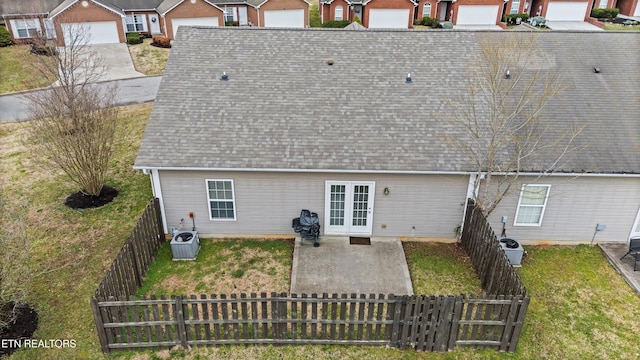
134, 28, 640, 245
1, 0, 309, 46
320, 0, 416, 28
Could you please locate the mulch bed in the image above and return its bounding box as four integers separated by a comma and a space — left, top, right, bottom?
64, 185, 118, 209
0, 302, 39, 357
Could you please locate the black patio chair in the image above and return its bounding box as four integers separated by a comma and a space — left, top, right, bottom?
620, 237, 640, 271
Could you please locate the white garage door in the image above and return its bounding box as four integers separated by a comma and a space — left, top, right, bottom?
368, 9, 409, 28
456, 5, 499, 25
172, 17, 219, 37
264, 9, 305, 28
545, 2, 588, 21
62, 21, 119, 45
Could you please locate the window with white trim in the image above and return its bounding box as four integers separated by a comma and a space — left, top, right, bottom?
422, 3, 432, 18
514, 184, 550, 226
511, 0, 520, 14
598, 0, 607, 8
206, 180, 236, 220
224, 7, 237, 22
335, 6, 343, 21
126, 14, 147, 32
11, 19, 41, 38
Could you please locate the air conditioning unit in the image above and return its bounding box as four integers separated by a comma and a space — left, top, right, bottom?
170, 231, 200, 260
499, 238, 524, 267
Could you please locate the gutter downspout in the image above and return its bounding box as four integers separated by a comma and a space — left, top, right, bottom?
459, 173, 480, 240
150, 169, 168, 234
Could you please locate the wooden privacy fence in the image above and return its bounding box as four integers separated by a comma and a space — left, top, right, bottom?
460, 202, 527, 296
91, 292, 529, 353
94, 199, 165, 299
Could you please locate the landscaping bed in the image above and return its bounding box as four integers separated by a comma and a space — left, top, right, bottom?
128, 38, 170, 76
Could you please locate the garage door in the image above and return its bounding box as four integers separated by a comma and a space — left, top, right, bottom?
172, 17, 219, 37
264, 9, 305, 28
368, 9, 410, 28
456, 5, 499, 25
545, 2, 588, 21
62, 21, 119, 45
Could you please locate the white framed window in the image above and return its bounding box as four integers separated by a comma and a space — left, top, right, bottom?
422, 3, 432, 18
11, 19, 41, 38
598, 0, 607, 8
126, 14, 147, 32
514, 184, 550, 226
224, 7, 237, 22
206, 179, 236, 220
335, 6, 343, 21
511, 0, 520, 14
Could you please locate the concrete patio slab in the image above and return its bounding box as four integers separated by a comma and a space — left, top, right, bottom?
599, 242, 640, 295
290, 237, 413, 296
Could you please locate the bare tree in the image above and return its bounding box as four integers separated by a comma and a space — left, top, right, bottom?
446, 32, 583, 216
0, 187, 32, 332
26, 23, 118, 197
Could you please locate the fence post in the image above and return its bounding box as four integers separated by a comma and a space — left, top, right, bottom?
174, 296, 189, 349
154, 198, 165, 242
90, 298, 110, 354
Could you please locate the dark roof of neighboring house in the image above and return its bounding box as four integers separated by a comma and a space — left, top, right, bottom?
0, 0, 62, 15
158, 0, 222, 14
134, 28, 640, 174
208, 0, 266, 8
49, 0, 126, 18
108, 0, 162, 10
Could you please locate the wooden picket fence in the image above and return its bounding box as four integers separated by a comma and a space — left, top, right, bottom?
460, 202, 527, 296
94, 199, 165, 299
91, 292, 528, 353
91, 198, 530, 353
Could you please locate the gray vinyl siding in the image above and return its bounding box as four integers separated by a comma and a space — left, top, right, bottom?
158, 170, 468, 238
486, 176, 640, 243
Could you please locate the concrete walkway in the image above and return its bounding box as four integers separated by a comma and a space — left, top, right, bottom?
290, 237, 413, 296
599, 243, 640, 295
545, 21, 604, 31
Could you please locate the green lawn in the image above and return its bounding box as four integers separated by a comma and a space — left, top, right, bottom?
0, 104, 154, 360
0, 44, 54, 94
604, 23, 640, 30
2, 103, 640, 359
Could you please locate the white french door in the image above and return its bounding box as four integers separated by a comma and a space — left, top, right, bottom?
631, 206, 640, 239
324, 181, 375, 235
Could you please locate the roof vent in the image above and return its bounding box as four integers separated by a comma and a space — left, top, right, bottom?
593, 67, 601, 73
220, 71, 228, 81
505, 70, 511, 79
405, 73, 412, 84
327, 59, 334, 66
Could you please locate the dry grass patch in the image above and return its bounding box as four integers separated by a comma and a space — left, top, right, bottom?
128, 38, 170, 75
137, 238, 294, 296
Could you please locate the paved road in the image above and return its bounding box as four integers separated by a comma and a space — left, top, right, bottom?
0, 76, 162, 122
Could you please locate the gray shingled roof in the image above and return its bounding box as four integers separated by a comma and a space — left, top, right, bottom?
134, 28, 640, 174
0, 0, 62, 15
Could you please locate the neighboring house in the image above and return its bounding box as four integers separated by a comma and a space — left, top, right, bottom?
615, 0, 640, 17
528, 0, 592, 20
0, 0, 309, 46
133, 28, 640, 245
320, 0, 416, 28
0, 0, 61, 44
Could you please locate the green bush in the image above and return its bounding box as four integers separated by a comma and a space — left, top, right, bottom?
422, 16, 435, 27
591, 8, 619, 19
503, 13, 529, 25
321, 20, 350, 28
0, 26, 12, 47
310, 3, 322, 27
126, 32, 142, 45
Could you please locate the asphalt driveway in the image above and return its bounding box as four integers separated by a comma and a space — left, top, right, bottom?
290, 237, 414, 295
